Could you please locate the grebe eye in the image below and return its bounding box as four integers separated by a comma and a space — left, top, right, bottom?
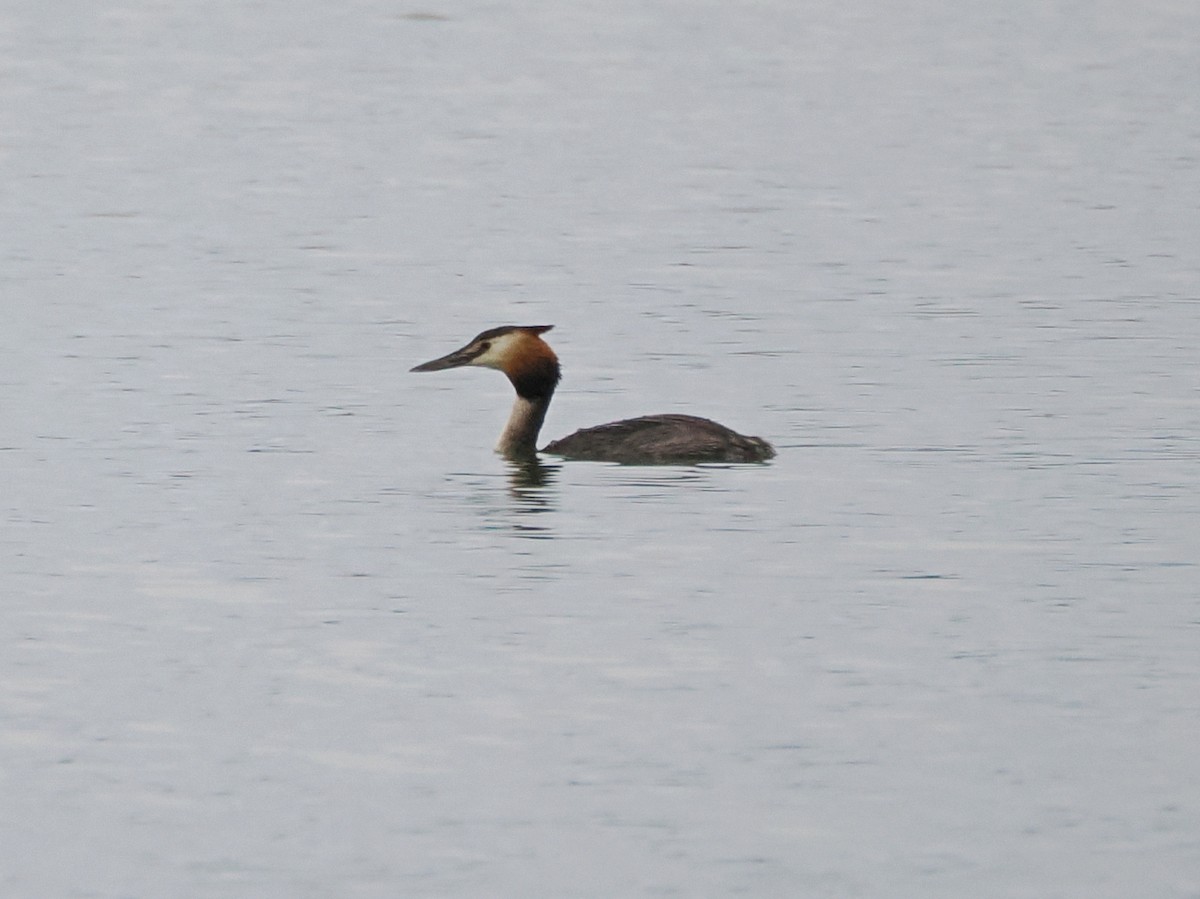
479, 341, 491, 351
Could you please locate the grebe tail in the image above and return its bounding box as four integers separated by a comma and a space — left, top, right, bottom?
411, 325, 775, 465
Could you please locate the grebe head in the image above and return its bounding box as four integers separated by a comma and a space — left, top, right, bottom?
411, 324, 561, 398
412, 325, 561, 459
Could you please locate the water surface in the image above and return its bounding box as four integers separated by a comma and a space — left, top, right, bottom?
3, 1, 1199, 896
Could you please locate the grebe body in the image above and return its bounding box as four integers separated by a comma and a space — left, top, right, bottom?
411, 325, 775, 465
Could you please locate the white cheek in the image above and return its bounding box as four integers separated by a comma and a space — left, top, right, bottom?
472, 334, 519, 369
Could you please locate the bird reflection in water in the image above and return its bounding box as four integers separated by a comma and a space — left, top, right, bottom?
503, 456, 559, 539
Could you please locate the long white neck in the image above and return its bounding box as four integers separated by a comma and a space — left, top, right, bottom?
496, 392, 552, 459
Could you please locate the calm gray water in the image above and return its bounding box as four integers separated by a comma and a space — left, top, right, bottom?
4, 1, 1199, 896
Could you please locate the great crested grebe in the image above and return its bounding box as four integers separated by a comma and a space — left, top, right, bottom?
411, 325, 775, 464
